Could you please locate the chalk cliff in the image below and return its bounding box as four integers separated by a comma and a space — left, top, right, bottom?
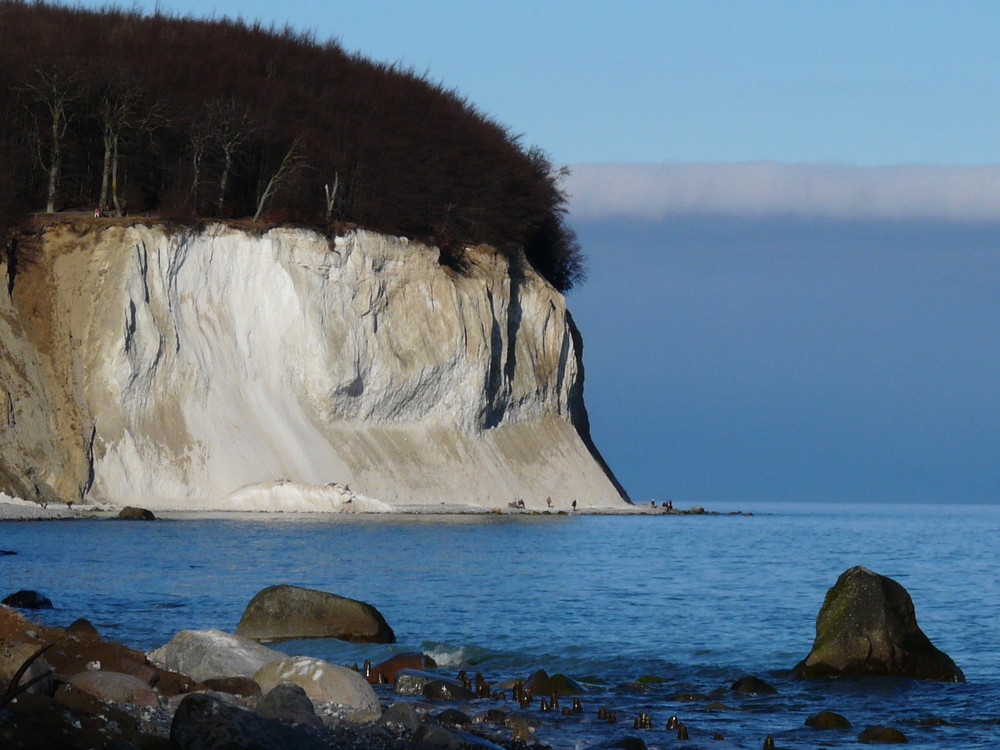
0, 224, 627, 511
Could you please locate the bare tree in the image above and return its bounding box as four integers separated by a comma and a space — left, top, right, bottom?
323, 173, 339, 223
96, 71, 157, 215
253, 139, 304, 221
211, 97, 255, 214
19, 66, 79, 213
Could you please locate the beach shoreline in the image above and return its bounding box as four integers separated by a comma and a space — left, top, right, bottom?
0, 498, 740, 522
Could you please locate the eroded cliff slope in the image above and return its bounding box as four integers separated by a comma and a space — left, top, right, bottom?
0, 224, 627, 510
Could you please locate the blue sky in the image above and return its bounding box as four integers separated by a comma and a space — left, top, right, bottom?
79, 0, 1000, 165
75, 1, 1000, 503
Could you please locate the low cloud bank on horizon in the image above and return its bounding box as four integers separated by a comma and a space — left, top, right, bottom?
565, 162, 1000, 222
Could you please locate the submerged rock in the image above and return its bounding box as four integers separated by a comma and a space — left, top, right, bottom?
730, 675, 777, 695
792, 566, 964, 681
523, 668, 586, 696
805, 710, 852, 729
148, 628, 285, 681
858, 724, 908, 743
2, 590, 53, 609
236, 584, 395, 643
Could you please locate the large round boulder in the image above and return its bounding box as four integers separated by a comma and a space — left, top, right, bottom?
254, 656, 379, 713
147, 628, 285, 682
792, 566, 964, 681
236, 585, 395, 643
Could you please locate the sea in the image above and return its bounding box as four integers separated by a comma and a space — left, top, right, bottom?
2, 501, 998, 749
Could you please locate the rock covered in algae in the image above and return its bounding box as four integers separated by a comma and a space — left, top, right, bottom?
793, 566, 964, 682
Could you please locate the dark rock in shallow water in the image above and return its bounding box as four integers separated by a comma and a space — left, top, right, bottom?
592, 736, 648, 750
413, 723, 507, 750
2, 590, 52, 609
858, 724, 908, 743
424, 678, 475, 700
368, 651, 433, 684
524, 668, 586, 696
170, 693, 326, 750
236, 584, 395, 643
116, 506, 156, 520
379, 701, 423, 733
393, 668, 442, 695
805, 710, 852, 729
730, 675, 777, 694
792, 566, 965, 682
436, 707, 472, 726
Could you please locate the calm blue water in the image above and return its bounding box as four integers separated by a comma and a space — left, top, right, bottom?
2, 502, 998, 748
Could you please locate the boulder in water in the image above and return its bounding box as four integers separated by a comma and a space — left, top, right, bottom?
2, 590, 53, 609
793, 566, 964, 682
236, 584, 395, 643
858, 724, 908, 743
805, 710, 852, 729
730, 675, 777, 695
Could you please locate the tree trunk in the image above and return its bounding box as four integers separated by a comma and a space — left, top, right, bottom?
218, 144, 232, 214
99, 127, 112, 209
111, 134, 122, 216
45, 114, 60, 213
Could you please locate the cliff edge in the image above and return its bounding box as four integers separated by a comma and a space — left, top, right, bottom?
0, 223, 627, 511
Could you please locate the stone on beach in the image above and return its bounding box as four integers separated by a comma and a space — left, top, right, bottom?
64, 670, 160, 707
148, 628, 286, 681
236, 584, 395, 643
256, 682, 321, 727
0, 641, 55, 696
170, 692, 327, 750
115, 506, 156, 520
792, 566, 965, 681
254, 655, 379, 713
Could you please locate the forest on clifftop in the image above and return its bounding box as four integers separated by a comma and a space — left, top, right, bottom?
0, 1, 584, 290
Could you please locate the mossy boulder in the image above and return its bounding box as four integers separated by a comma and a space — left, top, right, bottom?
793, 566, 964, 682
236, 585, 395, 643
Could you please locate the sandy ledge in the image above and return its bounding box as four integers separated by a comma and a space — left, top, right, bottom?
0, 498, 741, 522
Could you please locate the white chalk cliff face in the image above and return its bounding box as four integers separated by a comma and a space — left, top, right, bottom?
1, 224, 627, 511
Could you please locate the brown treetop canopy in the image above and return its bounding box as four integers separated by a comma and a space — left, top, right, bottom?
0, 1, 584, 291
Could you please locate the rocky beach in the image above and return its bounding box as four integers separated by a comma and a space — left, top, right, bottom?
3, 507, 987, 750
